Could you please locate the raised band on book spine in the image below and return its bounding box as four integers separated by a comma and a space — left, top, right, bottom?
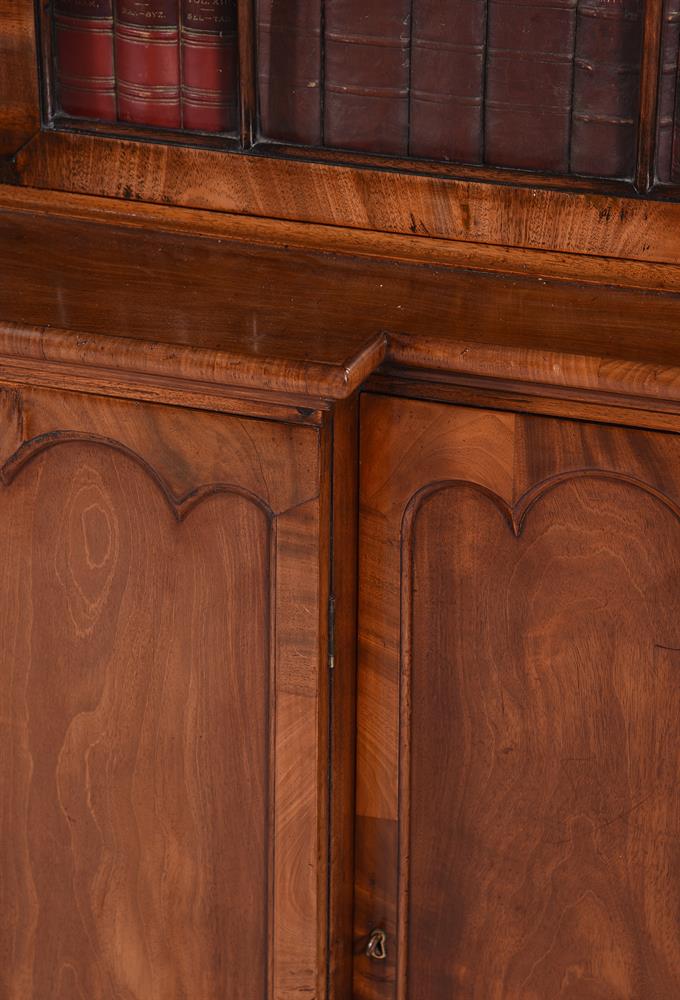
409, 0, 486, 163
54, 0, 116, 120
658, 0, 680, 181
181, 0, 238, 133
485, 0, 577, 173
570, 0, 643, 178
257, 0, 322, 145
324, 0, 411, 155
115, 0, 181, 128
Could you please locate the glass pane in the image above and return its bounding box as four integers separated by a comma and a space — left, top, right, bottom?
52, 0, 239, 135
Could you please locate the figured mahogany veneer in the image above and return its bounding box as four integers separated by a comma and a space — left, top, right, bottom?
3, 188, 680, 416
0, 381, 332, 999
1, 181, 680, 998
355, 394, 680, 998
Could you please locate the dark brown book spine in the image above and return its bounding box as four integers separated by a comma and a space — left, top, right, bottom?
485, 0, 577, 173
658, 0, 680, 181
257, 0, 322, 145
114, 0, 181, 127
674, 75, 680, 181
54, 0, 116, 120
409, 0, 486, 163
324, 0, 411, 155
180, 0, 238, 132
570, 0, 643, 178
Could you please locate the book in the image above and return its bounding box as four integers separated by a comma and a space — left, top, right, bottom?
657, 0, 680, 182
571, 0, 643, 178
257, 0, 322, 145
674, 90, 680, 182
114, 0, 181, 128
409, 0, 486, 163
180, 0, 238, 132
485, 0, 577, 173
324, 0, 411, 155
54, 0, 116, 120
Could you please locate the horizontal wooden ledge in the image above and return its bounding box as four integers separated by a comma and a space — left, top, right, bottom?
3, 320, 680, 414
4, 184, 680, 294
0, 322, 388, 402
387, 335, 680, 407
2, 192, 680, 412
14, 130, 680, 266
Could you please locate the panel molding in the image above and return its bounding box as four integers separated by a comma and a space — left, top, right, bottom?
401, 469, 680, 541
0, 430, 275, 521
396, 470, 680, 997
0, 384, 329, 998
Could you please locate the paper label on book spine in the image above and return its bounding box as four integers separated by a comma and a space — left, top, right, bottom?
118, 0, 178, 26
55, 0, 112, 15
182, 0, 235, 29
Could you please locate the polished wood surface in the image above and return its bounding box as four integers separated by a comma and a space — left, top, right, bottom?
2, 6, 680, 993
327, 395, 361, 999
4, 193, 680, 411
7, 184, 680, 295
636, 0, 664, 192
355, 393, 680, 998
0, 0, 39, 157
0, 203, 386, 400
0, 382, 329, 999
369, 368, 680, 437
13, 129, 680, 265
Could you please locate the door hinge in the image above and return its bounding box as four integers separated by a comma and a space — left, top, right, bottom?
328, 594, 336, 671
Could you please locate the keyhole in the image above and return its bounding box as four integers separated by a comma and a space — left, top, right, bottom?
366, 928, 387, 960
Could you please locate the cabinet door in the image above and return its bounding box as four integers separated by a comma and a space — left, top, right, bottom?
355, 394, 680, 999
0, 383, 327, 999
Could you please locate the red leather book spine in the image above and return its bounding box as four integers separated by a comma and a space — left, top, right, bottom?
54, 0, 116, 120
657, 0, 680, 181
324, 0, 411, 155
485, 0, 577, 173
570, 0, 643, 178
181, 0, 238, 133
114, 0, 181, 127
409, 0, 486, 163
257, 0, 322, 144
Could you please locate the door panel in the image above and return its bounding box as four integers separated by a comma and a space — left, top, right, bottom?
0, 383, 325, 1000
355, 394, 680, 999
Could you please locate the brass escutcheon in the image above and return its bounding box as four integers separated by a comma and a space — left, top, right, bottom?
366, 928, 387, 961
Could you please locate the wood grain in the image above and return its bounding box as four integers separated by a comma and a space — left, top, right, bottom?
355, 393, 680, 998
368, 368, 680, 437
0, 382, 330, 999
6, 201, 680, 415
0, 353, 330, 426
0, 205, 390, 401
7, 183, 680, 296
327, 395, 361, 999
635, 0, 664, 192
0, 0, 39, 157
14, 130, 680, 265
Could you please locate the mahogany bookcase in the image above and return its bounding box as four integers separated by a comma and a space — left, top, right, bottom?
2, 3, 680, 998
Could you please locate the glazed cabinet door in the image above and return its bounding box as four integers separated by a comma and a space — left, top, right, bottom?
0, 383, 328, 1000
354, 394, 680, 999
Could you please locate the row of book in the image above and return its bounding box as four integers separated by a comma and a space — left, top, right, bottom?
257, 0, 647, 179
55, 0, 238, 133
55, 0, 680, 183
